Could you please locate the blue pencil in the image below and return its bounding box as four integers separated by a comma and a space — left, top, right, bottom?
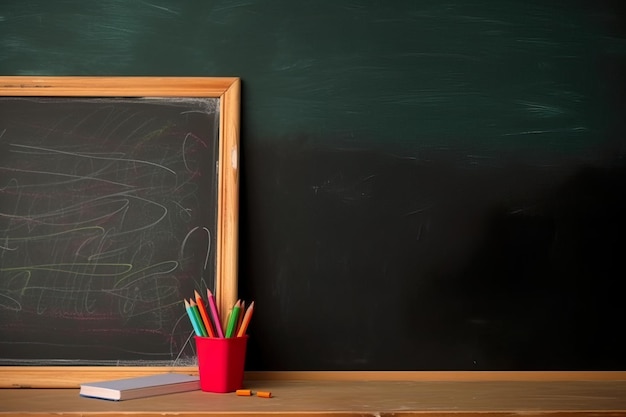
184, 299, 203, 336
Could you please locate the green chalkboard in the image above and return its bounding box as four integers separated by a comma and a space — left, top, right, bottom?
0, 77, 241, 367
0, 0, 625, 372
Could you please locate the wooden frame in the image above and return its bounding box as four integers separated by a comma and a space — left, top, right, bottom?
0, 77, 240, 387
2, 368, 626, 388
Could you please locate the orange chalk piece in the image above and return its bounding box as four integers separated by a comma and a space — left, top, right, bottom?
256, 391, 272, 398
236, 389, 252, 396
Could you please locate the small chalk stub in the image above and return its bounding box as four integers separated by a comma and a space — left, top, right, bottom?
236, 389, 252, 396
256, 391, 272, 398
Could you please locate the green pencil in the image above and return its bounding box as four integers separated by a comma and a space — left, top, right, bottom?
224, 300, 241, 338
189, 299, 208, 337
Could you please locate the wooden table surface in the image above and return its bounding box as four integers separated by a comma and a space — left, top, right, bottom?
2, 380, 626, 417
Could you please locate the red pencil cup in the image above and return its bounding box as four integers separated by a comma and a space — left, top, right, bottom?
195, 335, 248, 393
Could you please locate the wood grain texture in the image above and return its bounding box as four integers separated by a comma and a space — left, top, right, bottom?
244, 370, 626, 382
2, 368, 625, 389
216, 78, 241, 327
1, 380, 626, 416
0, 76, 239, 96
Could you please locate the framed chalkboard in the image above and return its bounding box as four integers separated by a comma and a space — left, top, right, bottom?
0, 77, 240, 384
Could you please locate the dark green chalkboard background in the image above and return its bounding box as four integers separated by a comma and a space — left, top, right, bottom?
1, 0, 625, 370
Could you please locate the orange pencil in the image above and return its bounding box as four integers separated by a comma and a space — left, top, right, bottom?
236, 301, 255, 337
194, 290, 215, 338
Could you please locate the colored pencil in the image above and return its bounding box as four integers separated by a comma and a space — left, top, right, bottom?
236, 300, 245, 334
194, 290, 215, 337
225, 300, 241, 338
207, 289, 224, 338
189, 299, 207, 337
236, 301, 255, 337
184, 299, 202, 336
